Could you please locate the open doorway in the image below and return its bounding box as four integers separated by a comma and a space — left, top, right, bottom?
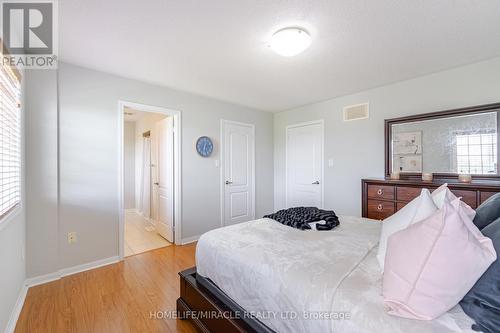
118, 101, 181, 258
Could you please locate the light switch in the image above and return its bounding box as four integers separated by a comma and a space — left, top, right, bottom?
328, 159, 334, 167
215, 160, 220, 168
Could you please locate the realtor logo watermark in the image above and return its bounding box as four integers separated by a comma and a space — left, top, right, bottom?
1, 0, 58, 69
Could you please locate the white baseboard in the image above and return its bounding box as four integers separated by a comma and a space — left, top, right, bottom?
180, 235, 200, 245
25, 256, 120, 287
24, 271, 60, 287
60, 256, 120, 277
4, 284, 28, 333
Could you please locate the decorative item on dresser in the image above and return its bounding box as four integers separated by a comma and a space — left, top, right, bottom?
361, 179, 500, 220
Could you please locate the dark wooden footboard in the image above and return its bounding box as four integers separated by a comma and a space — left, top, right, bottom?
177, 267, 274, 333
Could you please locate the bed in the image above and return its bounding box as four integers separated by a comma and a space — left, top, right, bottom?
177, 216, 475, 333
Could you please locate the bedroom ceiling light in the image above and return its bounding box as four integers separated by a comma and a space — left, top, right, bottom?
269, 27, 311, 57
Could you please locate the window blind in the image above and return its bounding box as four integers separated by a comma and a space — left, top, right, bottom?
456, 132, 497, 174
0, 63, 21, 220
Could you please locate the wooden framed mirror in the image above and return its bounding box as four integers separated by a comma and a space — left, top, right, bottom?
385, 103, 500, 181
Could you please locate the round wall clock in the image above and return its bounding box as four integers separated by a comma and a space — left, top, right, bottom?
196, 136, 213, 157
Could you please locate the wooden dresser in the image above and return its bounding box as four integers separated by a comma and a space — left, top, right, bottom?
362, 178, 500, 220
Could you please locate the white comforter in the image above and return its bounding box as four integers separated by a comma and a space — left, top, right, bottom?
196, 217, 475, 333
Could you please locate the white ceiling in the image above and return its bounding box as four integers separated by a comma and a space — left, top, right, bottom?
60, 0, 500, 112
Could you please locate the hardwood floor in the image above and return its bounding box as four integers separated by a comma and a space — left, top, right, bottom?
15, 244, 198, 333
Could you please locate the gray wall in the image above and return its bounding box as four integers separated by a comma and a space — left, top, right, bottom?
274, 56, 500, 216
123, 121, 136, 209
25, 70, 59, 278
0, 77, 26, 333
25, 62, 274, 276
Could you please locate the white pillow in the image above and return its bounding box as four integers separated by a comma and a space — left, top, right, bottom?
432, 183, 475, 220
377, 188, 438, 271
431, 183, 454, 208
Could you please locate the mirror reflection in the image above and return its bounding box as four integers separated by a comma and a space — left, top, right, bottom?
391, 112, 497, 175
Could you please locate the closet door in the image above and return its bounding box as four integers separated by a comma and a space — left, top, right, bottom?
286, 121, 324, 208
221, 120, 255, 226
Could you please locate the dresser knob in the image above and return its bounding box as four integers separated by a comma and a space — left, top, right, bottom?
377, 204, 383, 211
377, 188, 384, 196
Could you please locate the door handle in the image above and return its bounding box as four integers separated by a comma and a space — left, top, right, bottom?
225, 180, 233, 185
312, 181, 320, 185
154, 182, 159, 186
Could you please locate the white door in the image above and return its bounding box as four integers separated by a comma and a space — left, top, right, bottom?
286, 122, 323, 208
222, 121, 255, 226
156, 117, 174, 242
151, 129, 159, 222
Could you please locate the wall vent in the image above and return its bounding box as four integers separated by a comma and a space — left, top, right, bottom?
343, 103, 369, 121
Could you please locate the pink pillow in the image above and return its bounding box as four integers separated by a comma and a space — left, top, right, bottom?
383, 198, 496, 320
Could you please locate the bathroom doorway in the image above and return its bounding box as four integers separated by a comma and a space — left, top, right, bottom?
118, 102, 181, 258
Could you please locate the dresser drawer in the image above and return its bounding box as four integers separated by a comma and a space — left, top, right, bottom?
396, 186, 421, 202
396, 202, 408, 211
367, 185, 395, 200
480, 191, 497, 204
362, 179, 500, 220
450, 189, 477, 208
367, 200, 395, 220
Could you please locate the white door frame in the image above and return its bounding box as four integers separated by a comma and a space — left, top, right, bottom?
285, 120, 325, 209
220, 119, 256, 227
117, 100, 182, 260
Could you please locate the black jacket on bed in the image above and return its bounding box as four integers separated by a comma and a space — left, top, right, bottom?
264, 207, 340, 231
